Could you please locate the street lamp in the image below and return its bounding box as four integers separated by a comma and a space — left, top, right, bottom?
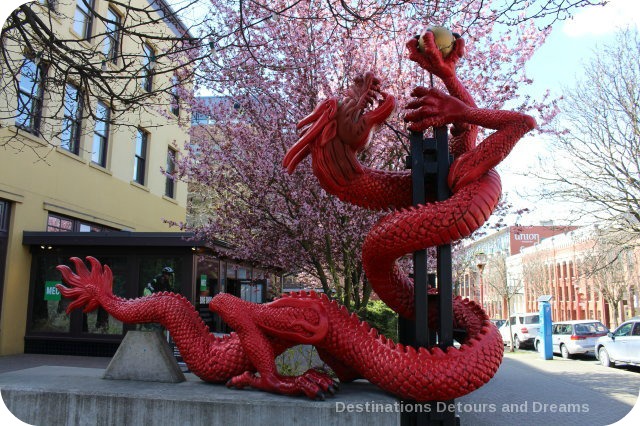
476, 252, 487, 310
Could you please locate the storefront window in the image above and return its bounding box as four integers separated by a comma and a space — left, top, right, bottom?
196, 256, 220, 305
195, 256, 221, 332
240, 281, 263, 303
23, 233, 204, 355
30, 253, 72, 333
81, 256, 127, 335
225, 262, 240, 299
219, 262, 226, 291
30, 254, 128, 334
226, 263, 238, 280
237, 267, 248, 280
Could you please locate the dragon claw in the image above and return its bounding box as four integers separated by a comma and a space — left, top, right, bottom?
404, 87, 468, 131
226, 369, 337, 399
326, 384, 337, 395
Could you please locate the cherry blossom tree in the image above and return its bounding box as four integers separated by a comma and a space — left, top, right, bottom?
175, 0, 564, 309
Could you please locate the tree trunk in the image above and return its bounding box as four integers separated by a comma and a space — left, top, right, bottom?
611, 302, 620, 328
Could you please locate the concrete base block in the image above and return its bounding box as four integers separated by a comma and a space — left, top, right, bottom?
0, 367, 399, 426
103, 330, 185, 383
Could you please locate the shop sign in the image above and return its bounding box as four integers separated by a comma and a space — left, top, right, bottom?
44, 281, 61, 301
200, 274, 208, 291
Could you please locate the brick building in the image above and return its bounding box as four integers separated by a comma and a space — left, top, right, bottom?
457, 225, 576, 319
519, 226, 638, 328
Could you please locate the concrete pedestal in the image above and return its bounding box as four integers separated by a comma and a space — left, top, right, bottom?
103, 330, 185, 383
0, 367, 399, 425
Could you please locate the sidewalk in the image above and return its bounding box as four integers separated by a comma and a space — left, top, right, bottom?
1, 350, 639, 425
0, 354, 111, 375
458, 350, 640, 425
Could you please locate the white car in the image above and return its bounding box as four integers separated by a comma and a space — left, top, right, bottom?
534, 320, 608, 358
595, 317, 640, 367
499, 313, 541, 349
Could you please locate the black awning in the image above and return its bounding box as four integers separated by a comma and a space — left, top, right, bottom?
22, 231, 230, 250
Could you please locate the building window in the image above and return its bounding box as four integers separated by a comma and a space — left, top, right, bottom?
47, 214, 74, 232
0, 200, 10, 316
39, 0, 57, 9
0, 200, 9, 232
91, 101, 110, 166
73, 0, 94, 39
16, 57, 45, 135
165, 148, 176, 198
133, 129, 148, 185
61, 83, 83, 154
47, 213, 114, 232
170, 75, 180, 116
103, 7, 121, 62
141, 43, 155, 92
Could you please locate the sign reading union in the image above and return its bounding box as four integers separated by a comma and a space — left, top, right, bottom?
514, 233, 540, 242
509, 226, 579, 255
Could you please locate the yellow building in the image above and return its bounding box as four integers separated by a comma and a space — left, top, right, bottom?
0, 0, 191, 355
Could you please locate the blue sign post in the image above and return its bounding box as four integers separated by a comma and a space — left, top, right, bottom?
538, 295, 553, 360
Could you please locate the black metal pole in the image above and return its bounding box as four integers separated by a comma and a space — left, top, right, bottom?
400, 130, 428, 426
411, 131, 430, 349
400, 125, 458, 426
435, 126, 459, 425
434, 125, 453, 350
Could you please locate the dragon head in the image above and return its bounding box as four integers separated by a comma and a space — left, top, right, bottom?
283, 72, 395, 194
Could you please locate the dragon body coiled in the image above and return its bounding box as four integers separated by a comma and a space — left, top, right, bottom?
56, 32, 534, 401
57, 257, 501, 401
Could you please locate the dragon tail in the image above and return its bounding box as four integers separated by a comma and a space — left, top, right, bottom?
56, 256, 113, 314
56, 257, 253, 382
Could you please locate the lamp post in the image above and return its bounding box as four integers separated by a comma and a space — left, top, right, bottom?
476, 252, 487, 310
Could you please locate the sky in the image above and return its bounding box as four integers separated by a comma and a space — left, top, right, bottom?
526, 0, 640, 94
0, 0, 639, 226
500, 0, 640, 225
520, 0, 640, 113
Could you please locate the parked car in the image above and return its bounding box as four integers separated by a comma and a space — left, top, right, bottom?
490, 319, 506, 329
534, 320, 608, 358
595, 317, 640, 367
498, 313, 541, 349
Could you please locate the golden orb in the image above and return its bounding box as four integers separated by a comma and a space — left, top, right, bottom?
418, 26, 455, 58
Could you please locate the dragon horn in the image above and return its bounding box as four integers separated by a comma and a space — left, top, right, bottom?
283, 99, 338, 174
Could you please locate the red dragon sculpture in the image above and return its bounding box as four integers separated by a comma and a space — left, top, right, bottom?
56, 32, 535, 401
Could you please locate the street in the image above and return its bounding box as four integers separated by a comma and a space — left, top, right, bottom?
458, 349, 640, 425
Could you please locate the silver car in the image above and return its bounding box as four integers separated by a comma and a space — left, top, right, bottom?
595, 317, 640, 367
535, 320, 608, 358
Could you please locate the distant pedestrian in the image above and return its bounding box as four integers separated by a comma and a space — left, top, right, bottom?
143, 266, 174, 296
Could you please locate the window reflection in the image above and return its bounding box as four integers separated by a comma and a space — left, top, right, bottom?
81, 256, 127, 335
